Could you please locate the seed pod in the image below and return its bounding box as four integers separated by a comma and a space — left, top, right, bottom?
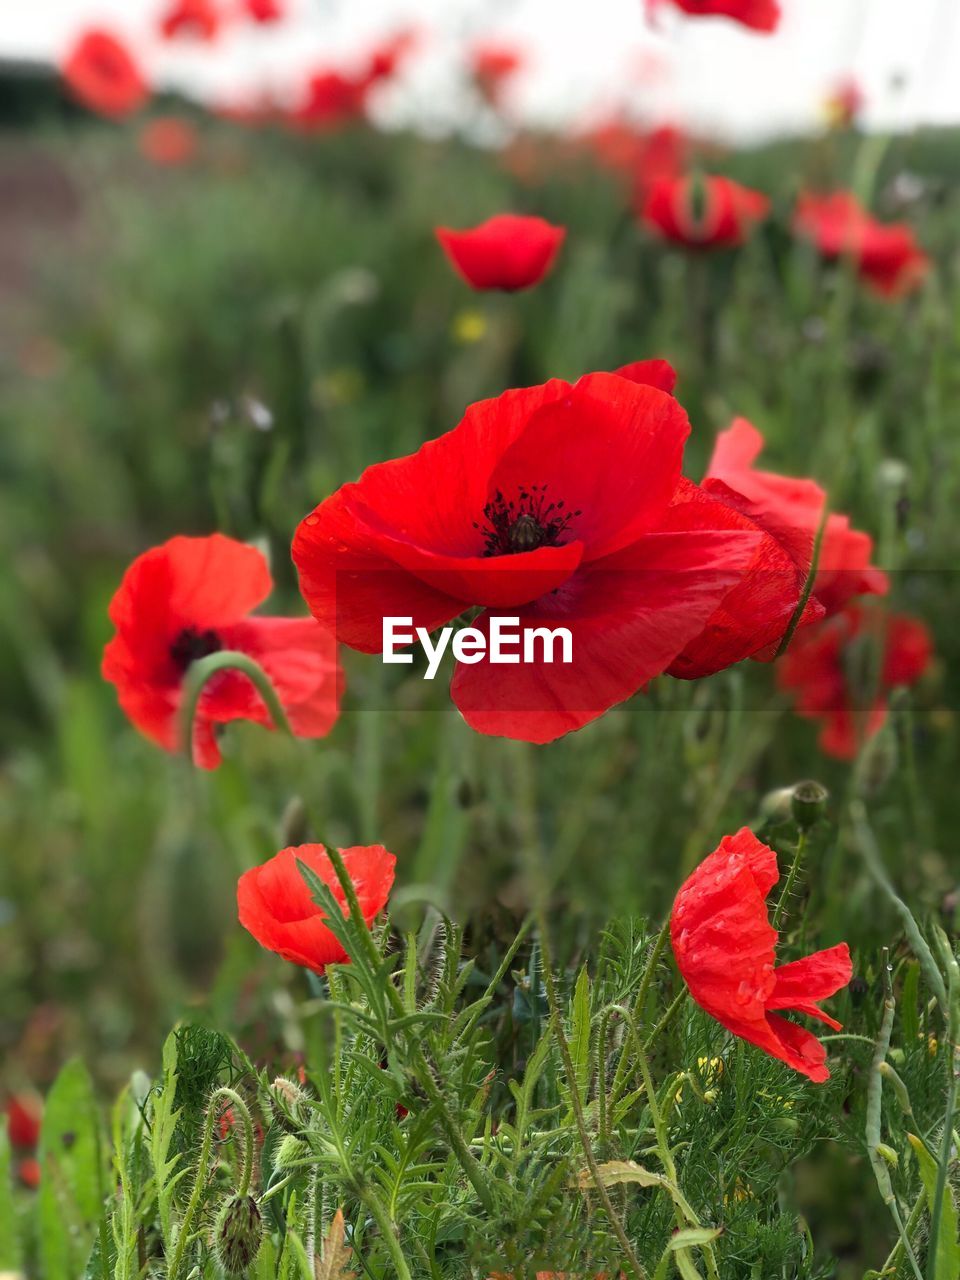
214, 1194, 263, 1275
790, 779, 828, 830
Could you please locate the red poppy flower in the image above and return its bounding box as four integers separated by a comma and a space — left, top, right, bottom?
703, 418, 888, 618
824, 77, 864, 129
641, 175, 769, 250
436, 215, 566, 292
18, 1157, 41, 1190
158, 0, 221, 41
139, 117, 198, 167
243, 0, 284, 22
653, 0, 781, 33
237, 843, 396, 972
777, 604, 932, 759
672, 828, 852, 1082
290, 69, 372, 130
614, 358, 677, 394
292, 373, 765, 743
469, 43, 525, 106
793, 192, 929, 298
365, 28, 419, 83
102, 534, 342, 769
5, 1093, 42, 1150
62, 30, 149, 119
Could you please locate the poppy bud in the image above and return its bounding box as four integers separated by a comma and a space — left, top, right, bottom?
213, 1194, 263, 1274
269, 1076, 306, 1132
279, 796, 309, 847
855, 722, 898, 796
275, 1134, 307, 1167
790, 780, 828, 830
758, 786, 795, 826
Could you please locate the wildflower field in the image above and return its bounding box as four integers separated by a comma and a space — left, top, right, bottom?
2, 6, 960, 1277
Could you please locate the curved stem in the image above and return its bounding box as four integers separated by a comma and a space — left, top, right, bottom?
179, 649, 292, 761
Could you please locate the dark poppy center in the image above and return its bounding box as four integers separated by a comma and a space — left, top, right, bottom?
170, 626, 222, 672
474, 484, 580, 558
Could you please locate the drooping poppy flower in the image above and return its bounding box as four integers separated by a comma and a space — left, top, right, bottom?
292, 373, 765, 743
652, 0, 781, 33
237, 844, 396, 972
469, 42, 525, 107
793, 192, 929, 298
158, 0, 221, 41
777, 604, 932, 759
641, 175, 770, 250
139, 117, 198, 167
62, 29, 149, 119
824, 77, 864, 129
5, 1093, 42, 1150
672, 828, 852, 1081
102, 534, 342, 769
702, 417, 888, 617
614, 357, 677, 394
436, 215, 566, 292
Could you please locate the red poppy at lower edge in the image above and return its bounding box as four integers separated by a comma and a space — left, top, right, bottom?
237, 844, 396, 973
641, 175, 770, 250
62, 30, 149, 119
436, 215, 566, 291
292, 373, 769, 743
102, 534, 342, 768
672, 829, 852, 1082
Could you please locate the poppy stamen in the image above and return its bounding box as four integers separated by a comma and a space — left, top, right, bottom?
170, 625, 222, 671
474, 484, 581, 557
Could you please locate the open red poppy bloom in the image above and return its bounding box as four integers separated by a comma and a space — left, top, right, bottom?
62, 30, 148, 119
237, 844, 395, 973
614, 357, 677, 394
469, 43, 525, 106
703, 418, 888, 618
289, 69, 372, 130
641, 175, 769, 249
159, 0, 221, 40
139, 117, 198, 167
653, 0, 780, 32
777, 604, 932, 759
102, 534, 342, 769
293, 372, 766, 743
672, 829, 852, 1082
436, 215, 566, 292
794, 192, 930, 298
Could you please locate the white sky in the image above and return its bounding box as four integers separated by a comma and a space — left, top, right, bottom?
3, 0, 960, 141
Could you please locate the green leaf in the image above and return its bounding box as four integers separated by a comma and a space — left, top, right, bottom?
673, 1246, 705, 1280
0, 1118, 22, 1270
38, 1059, 104, 1280
669, 1227, 723, 1249
906, 1134, 960, 1279
569, 966, 592, 1102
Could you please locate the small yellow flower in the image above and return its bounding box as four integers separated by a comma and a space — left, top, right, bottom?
452, 309, 488, 344
313, 367, 364, 407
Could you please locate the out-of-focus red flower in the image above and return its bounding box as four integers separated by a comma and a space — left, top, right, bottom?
583, 119, 687, 191
703, 418, 888, 617
824, 77, 864, 129
292, 373, 765, 743
614, 358, 677, 394
139, 117, 198, 166
159, 0, 220, 41
18, 1157, 41, 1189
242, 0, 284, 23
237, 844, 396, 972
366, 27, 419, 82
652, 0, 781, 33
793, 192, 929, 298
641, 175, 769, 249
6, 1093, 42, 1150
672, 828, 852, 1081
62, 29, 149, 119
777, 605, 932, 759
436, 215, 566, 292
290, 69, 371, 130
469, 42, 525, 106
102, 534, 342, 769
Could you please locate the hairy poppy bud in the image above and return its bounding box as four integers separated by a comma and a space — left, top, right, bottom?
269, 1076, 306, 1131
275, 1134, 307, 1167
214, 1194, 263, 1274
790, 780, 828, 830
